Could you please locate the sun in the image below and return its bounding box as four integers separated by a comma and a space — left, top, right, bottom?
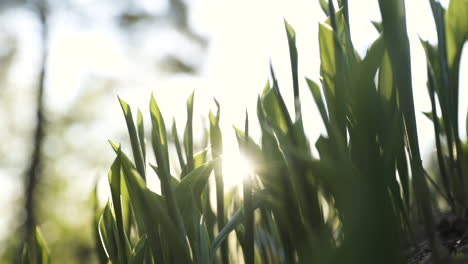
221, 146, 253, 189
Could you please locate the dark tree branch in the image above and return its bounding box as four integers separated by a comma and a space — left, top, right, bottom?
23, 0, 48, 242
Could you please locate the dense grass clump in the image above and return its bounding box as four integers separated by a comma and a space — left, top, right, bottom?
22, 0, 467, 263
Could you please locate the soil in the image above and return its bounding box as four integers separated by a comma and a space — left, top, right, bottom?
407, 212, 468, 264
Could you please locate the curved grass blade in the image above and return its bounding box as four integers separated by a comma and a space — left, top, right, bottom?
378, 0, 439, 261
130, 234, 147, 264
209, 103, 228, 263
306, 78, 329, 131
184, 91, 195, 174
284, 20, 301, 122
172, 119, 187, 175
241, 112, 254, 264
118, 97, 146, 180
107, 156, 130, 262
21, 228, 49, 264
137, 109, 146, 165
149, 95, 189, 254
120, 153, 192, 263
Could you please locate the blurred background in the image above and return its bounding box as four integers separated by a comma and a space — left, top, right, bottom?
0, 0, 465, 262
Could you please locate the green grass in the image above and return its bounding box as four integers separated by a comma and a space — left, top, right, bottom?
21, 0, 468, 263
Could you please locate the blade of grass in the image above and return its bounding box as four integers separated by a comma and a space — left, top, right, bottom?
427, 63, 454, 209
242, 111, 254, 264
130, 234, 147, 264
149, 95, 190, 257
118, 97, 146, 180
328, 0, 348, 140
210, 197, 261, 263
429, 0, 466, 208
209, 100, 228, 264
107, 157, 130, 262
184, 91, 195, 174
319, 0, 330, 16
137, 109, 146, 165
92, 182, 108, 264
378, 0, 440, 261
21, 227, 49, 264
284, 20, 301, 122
306, 78, 330, 131
342, 0, 350, 31
269, 63, 293, 130
172, 119, 187, 175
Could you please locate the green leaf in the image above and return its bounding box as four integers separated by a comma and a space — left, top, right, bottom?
197, 219, 210, 264
107, 156, 130, 262
21, 228, 50, 264
209, 111, 222, 156
242, 111, 255, 264
149, 95, 170, 175
209, 102, 228, 264
194, 148, 209, 168
130, 234, 147, 264
175, 160, 216, 205
233, 126, 263, 169
172, 119, 187, 175
209, 206, 244, 263
349, 34, 384, 129
137, 109, 146, 165
119, 155, 191, 263
306, 78, 329, 130
378, 51, 395, 102
109, 140, 138, 173
318, 23, 337, 122
371, 21, 383, 33
420, 39, 455, 146
284, 20, 301, 121
210, 197, 261, 263
319, 0, 330, 16
268, 64, 293, 130
446, 0, 468, 69
359, 35, 384, 82
98, 203, 121, 263
118, 97, 146, 180
423, 111, 446, 134
184, 91, 195, 173
445, 0, 468, 131
92, 182, 108, 264
379, 0, 435, 261
148, 96, 190, 255
261, 84, 291, 135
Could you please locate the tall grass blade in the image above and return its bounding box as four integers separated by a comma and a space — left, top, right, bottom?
242, 111, 254, 264
209, 100, 228, 264
137, 109, 146, 165
130, 234, 147, 264
284, 20, 301, 121
306, 78, 330, 131
149, 95, 191, 260
107, 158, 129, 262
21, 228, 49, 264
118, 97, 146, 180
184, 92, 195, 174
378, 0, 439, 261
172, 119, 187, 175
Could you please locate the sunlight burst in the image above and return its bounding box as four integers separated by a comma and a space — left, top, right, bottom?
222, 147, 253, 189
